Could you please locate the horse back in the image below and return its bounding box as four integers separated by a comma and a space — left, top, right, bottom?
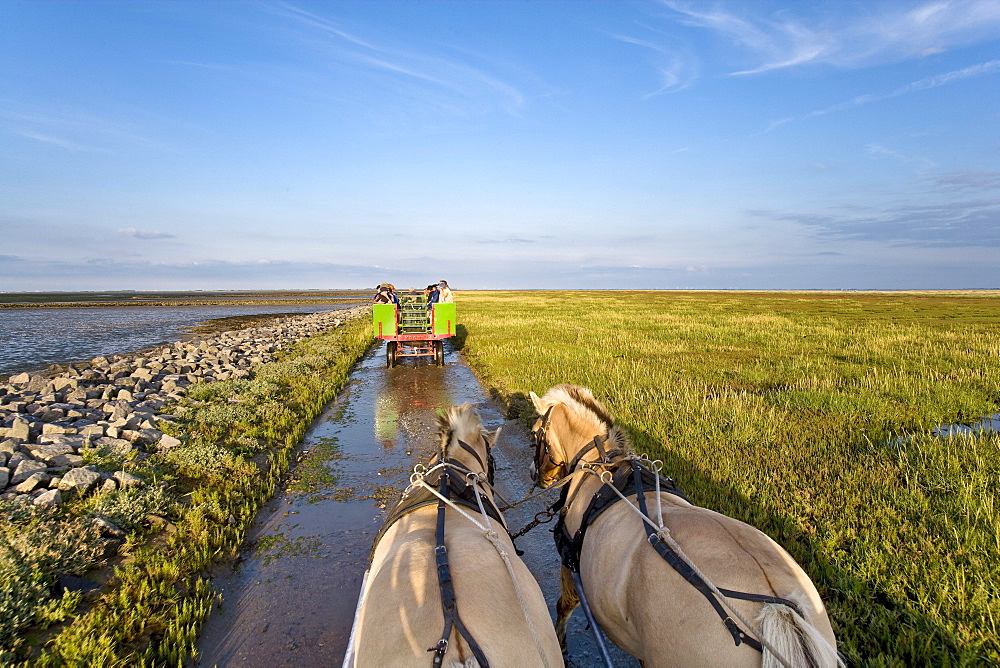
356, 507, 562, 666
578, 494, 834, 666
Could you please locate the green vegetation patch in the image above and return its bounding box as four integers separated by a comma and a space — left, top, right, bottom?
458, 290, 1000, 665
2, 313, 373, 665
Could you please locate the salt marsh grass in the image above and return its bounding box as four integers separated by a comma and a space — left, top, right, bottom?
458, 290, 1000, 665
3, 315, 374, 665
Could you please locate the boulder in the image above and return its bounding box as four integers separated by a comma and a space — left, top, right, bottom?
58, 467, 102, 495
11, 459, 48, 485
8, 417, 33, 442
15, 471, 50, 493
113, 470, 144, 488
33, 488, 62, 507
0, 467, 8, 489
92, 437, 134, 456
8, 372, 31, 387
158, 434, 182, 450
29, 444, 76, 462
48, 453, 85, 468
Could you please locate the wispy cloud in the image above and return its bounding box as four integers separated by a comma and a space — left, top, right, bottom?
807, 59, 1000, 117
476, 236, 536, 245
118, 228, 175, 240
259, 1, 526, 116
659, 0, 1000, 74
762, 59, 1000, 131
929, 170, 1000, 192
0, 101, 173, 153
752, 197, 1000, 247
608, 31, 697, 95
865, 143, 936, 170
12, 130, 106, 153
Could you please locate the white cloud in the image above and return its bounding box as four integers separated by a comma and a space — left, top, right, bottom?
118, 228, 175, 240
659, 0, 1000, 74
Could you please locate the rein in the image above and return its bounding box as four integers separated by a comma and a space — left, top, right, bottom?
381, 433, 553, 668
531, 414, 799, 665
429, 466, 491, 667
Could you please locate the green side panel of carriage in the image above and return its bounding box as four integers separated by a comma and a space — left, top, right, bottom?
372, 304, 397, 337
432, 303, 456, 337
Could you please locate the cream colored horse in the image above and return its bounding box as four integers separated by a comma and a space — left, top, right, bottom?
353, 404, 563, 668
529, 385, 840, 668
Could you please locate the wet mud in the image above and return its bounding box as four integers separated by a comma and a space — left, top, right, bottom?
195, 341, 636, 667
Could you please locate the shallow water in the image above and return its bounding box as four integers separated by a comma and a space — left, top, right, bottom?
194, 341, 637, 667
0, 304, 357, 376
933, 414, 1000, 437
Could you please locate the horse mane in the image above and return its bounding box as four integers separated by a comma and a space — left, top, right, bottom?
436, 403, 484, 455
539, 384, 630, 453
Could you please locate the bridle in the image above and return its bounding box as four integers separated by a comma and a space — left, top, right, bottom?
531, 405, 620, 487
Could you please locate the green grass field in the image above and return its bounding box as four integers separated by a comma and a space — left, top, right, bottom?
457, 290, 1000, 666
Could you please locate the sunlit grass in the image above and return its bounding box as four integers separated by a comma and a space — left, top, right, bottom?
458, 290, 1000, 665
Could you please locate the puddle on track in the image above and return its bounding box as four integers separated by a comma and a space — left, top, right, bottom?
195, 341, 637, 667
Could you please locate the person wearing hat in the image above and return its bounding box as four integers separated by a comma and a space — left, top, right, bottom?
372, 284, 399, 305
437, 280, 454, 303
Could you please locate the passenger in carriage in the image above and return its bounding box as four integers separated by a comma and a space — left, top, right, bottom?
424, 283, 440, 304
437, 280, 454, 303
371, 284, 399, 305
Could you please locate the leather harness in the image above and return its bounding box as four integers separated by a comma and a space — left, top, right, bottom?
542, 427, 802, 655
370, 439, 503, 667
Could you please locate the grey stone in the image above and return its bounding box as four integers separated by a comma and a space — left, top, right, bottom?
37, 434, 86, 448
11, 459, 48, 485
52, 377, 78, 392
92, 437, 134, 456
15, 471, 50, 493
92, 516, 125, 538
0, 467, 8, 489
29, 444, 76, 462
58, 467, 102, 495
100, 478, 118, 493
113, 470, 144, 488
8, 417, 32, 441
33, 488, 62, 507
48, 453, 85, 467
7, 452, 30, 470
8, 372, 31, 386
158, 434, 182, 450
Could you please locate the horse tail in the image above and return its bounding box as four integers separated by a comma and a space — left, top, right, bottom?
757, 601, 842, 668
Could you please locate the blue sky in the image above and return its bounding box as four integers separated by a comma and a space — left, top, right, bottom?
2, 1, 998, 291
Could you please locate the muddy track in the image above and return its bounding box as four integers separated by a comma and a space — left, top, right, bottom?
195, 341, 636, 666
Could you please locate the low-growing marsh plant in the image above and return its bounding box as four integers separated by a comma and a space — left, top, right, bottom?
458, 290, 1000, 665
2, 311, 374, 664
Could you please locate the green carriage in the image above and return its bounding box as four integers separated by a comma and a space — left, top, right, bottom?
372, 297, 455, 367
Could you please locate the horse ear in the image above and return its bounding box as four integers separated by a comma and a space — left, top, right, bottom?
529, 391, 544, 412
484, 426, 501, 448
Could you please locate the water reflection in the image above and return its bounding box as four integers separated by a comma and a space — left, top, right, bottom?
373, 343, 453, 448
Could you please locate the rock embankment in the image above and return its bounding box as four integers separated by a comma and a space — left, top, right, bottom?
0, 307, 366, 506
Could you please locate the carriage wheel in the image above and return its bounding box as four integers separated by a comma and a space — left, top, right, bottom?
434, 340, 445, 366
386, 341, 397, 368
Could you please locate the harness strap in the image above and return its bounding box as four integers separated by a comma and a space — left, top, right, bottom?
430, 470, 491, 668
567, 435, 620, 472
630, 463, 799, 653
